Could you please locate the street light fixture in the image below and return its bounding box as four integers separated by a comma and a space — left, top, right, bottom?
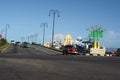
49, 9, 60, 47
40, 23, 48, 46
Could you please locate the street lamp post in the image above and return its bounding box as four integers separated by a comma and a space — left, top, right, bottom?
49, 9, 60, 47
40, 23, 48, 46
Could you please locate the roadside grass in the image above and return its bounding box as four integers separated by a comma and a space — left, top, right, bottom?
0, 43, 9, 52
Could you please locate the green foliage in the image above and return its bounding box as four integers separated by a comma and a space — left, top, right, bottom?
32, 42, 36, 45
0, 38, 7, 46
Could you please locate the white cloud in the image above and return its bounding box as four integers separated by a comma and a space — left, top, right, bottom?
106, 31, 118, 39
55, 34, 65, 41
102, 30, 120, 48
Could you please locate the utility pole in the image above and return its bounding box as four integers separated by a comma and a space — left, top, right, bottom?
34, 33, 38, 44
1, 29, 4, 38
40, 23, 48, 46
27, 36, 30, 43
30, 35, 34, 43
21, 37, 24, 43
49, 9, 60, 47
5, 24, 10, 40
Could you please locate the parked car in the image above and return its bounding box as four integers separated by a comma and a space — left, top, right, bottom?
116, 48, 120, 56
15, 42, 21, 46
11, 40, 15, 45
21, 42, 30, 48
62, 45, 78, 55
54, 45, 60, 50
76, 45, 89, 55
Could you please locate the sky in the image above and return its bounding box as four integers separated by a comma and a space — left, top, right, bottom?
0, 0, 120, 48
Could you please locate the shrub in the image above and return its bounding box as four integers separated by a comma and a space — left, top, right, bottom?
32, 42, 36, 45
0, 38, 7, 46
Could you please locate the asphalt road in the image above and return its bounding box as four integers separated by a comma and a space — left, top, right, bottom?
0, 45, 120, 80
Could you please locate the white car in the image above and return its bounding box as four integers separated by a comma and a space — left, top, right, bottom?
54, 45, 60, 50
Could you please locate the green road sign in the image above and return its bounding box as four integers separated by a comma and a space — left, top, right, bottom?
88, 30, 103, 38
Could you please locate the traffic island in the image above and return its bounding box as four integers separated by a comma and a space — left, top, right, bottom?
90, 47, 106, 56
